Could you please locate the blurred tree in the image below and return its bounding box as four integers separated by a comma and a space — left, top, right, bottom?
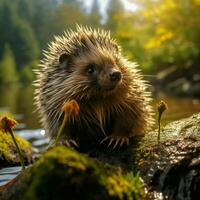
12, 19, 39, 69
49, 0, 88, 36
106, 0, 124, 31
88, 0, 101, 27
0, 44, 18, 84
14, 0, 35, 23
105, 1, 145, 64
0, 0, 39, 70
63, 0, 81, 8
27, 0, 60, 49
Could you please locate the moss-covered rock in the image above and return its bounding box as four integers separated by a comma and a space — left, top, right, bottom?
0, 131, 32, 167
0, 146, 145, 200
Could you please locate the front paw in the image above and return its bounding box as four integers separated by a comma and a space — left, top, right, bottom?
100, 135, 130, 149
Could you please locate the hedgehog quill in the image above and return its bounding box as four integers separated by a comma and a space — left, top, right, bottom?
34, 25, 155, 149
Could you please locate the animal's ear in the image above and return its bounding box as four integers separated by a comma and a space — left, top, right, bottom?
59, 53, 69, 64
59, 53, 71, 69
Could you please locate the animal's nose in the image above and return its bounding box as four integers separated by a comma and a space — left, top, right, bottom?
109, 71, 121, 82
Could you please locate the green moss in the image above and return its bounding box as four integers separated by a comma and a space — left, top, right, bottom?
0, 131, 32, 167
14, 146, 145, 200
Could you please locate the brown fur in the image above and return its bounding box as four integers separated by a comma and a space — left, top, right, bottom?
34, 25, 154, 146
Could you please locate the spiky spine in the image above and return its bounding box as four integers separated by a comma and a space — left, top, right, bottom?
34, 25, 154, 139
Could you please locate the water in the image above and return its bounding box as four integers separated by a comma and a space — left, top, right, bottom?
0, 83, 200, 187
0, 166, 22, 186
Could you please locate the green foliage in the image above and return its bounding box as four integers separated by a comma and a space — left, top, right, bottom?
140, 0, 200, 71
0, 45, 18, 84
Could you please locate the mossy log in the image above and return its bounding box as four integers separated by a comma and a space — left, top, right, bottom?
0, 131, 33, 167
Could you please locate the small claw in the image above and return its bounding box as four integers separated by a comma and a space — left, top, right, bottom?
113, 138, 120, 149
69, 139, 79, 147
100, 137, 108, 144
119, 138, 125, 147
125, 138, 129, 145
108, 138, 114, 147
63, 140, 71, 147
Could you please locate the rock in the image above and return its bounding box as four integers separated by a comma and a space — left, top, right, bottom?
0, 131, 33, 167
0, 146, 145, 200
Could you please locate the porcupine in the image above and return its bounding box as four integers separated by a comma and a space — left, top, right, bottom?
34, 25, 154, 148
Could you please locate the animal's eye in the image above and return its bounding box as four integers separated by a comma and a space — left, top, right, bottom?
87, 65, 95, 75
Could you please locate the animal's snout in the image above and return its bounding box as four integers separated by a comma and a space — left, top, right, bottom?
109, 71, 121, 82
